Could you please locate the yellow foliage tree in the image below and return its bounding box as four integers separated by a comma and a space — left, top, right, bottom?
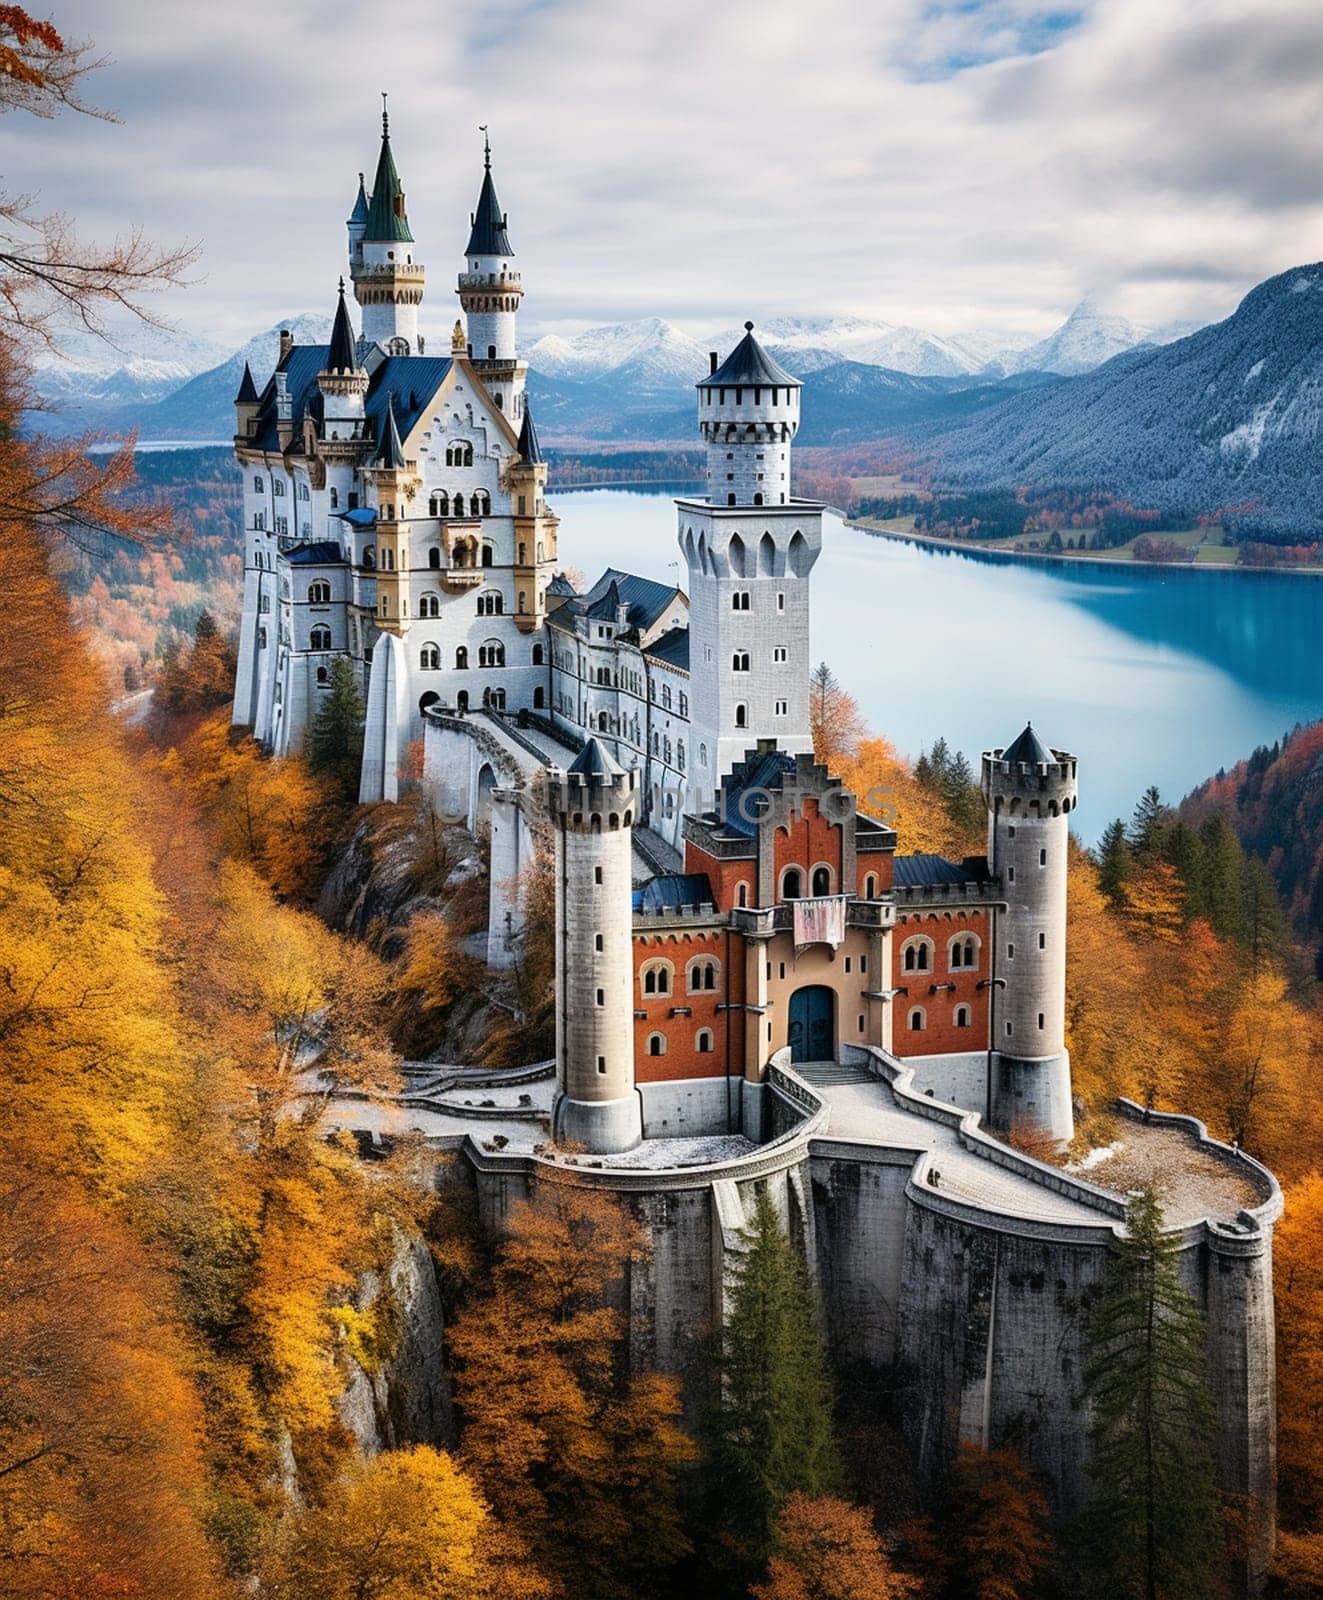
753, 1493, 919, 1600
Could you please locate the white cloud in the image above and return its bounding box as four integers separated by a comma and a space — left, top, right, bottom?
13, 0, 1323, 350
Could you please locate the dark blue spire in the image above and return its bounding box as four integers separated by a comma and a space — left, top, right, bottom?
517, 402, 543, 464
377, 390, 406, 468
326, 277, 358, 374
234, 360, 258, 404
465, 130, 513, 257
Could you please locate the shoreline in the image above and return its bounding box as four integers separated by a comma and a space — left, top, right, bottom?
847, 517, 1323, 579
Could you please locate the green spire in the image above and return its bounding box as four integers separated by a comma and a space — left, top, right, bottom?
363, 97, 414, 244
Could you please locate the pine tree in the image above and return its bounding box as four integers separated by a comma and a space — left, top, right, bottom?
1079, 1188, 1219, 1600
1129, 787, 1172, 860
1161, 823, 1207, 925
1198, 813, 1247, 943
1096, 819, 1132, 909
307, 656, 365, 797
705, 1191, 842, 1580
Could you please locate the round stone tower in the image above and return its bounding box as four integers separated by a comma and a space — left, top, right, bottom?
352, 105, 425, 356
697, 321, 800, 507
981, 724, 1078, 1145
547, 739, 643, 1154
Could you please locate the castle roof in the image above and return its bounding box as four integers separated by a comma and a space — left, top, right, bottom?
633, 873, 714, 914
568, 737, 624, 779
247, 344, 452, 454
1000, 723, 1053, 766
234, 361, 258, 405
348, 171, 370, 227
645, 626, 689, 670
712, 748, 797, 838
516, 402, 543, 464
465, 140, 513, 257
893, 853, 987, 888
326, 279, 359, 374
376, 391, 406, 469
547, 571, 578, 598
286, 541, 345, 566
699, 322, 800, 389
577, 568, 681, 632
364, 110, 414, 244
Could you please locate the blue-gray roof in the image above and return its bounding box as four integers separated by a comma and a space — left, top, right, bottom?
465, 153, 513, 256
286, 541, 344, 565
633, 873, 714, 913
580, 568, 681, 631
252, 345, 454, 455
250, 344, 330, 450
334, 506, 378, 527
699, 322, 800, 389
646, 626, 689, 670
517, 402, 543, 464
1000, 723, 1053, 765
892, 854, 982, 888
568, 737, 623, 778
710, 748, 796, 838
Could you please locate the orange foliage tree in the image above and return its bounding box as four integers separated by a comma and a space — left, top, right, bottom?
753, 1493, 919, 1600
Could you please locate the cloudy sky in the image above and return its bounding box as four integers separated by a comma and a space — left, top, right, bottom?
11, 0, 1323, 352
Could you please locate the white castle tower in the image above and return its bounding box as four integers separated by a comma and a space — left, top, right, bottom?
677, 323, 822, 808
456, 133, 526, 420
548, 740, 643, 1154
982, 725, 1078, 1145
351, 102, 425, 355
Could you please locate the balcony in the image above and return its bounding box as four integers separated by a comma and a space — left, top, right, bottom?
441, 567, 484, 591
513, 609, 542, 634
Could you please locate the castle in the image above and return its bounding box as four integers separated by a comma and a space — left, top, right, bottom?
231, 112, 1281, 1594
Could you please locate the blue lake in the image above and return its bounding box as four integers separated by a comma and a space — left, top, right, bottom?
557, 486, 1323, 843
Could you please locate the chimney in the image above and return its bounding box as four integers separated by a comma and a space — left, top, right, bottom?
709, 351, 718, 375
279, 328, 294, 362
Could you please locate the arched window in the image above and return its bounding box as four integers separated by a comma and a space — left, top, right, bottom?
531, 643, 544, 666
696, 1029, 714, 1054
949, 935, 979, 971
954, 1004, 972, 1029
811, 866, 832, 896
736, 882, 749, 908
647, 1033, 666, 1057
687, 958, 720, 994
307, 580, 331, 604
453, 493, 465, 517
420, 644, 441, 670
419, 593, 440, 618
477, 591, 503, 616
641, 962, 673, 998
253, 476, 264, 492
481, 543, 495, 568
329, 487, 339, 509
484, 687, 506, 711
731, 591, 750, 611
533, 686, 545, 709
316, 665, 328, 685
455, 646, 469, 669
428, 546, 442, 569
456, 690, 469, 712
781, 867, 803, 901
435, 491, 449, 517
478, 640, 505, 668
732, 651, 750, 673
864, 874, 878, 898
734, 703, 748, 728
902, 938, 932, 974
309, 625, 332, 651
908, 1007, 927, 1032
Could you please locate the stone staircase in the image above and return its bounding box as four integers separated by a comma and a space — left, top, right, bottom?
791, 1061, 877, 1088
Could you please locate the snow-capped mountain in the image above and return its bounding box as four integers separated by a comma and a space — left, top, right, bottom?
992, 298, 1169, 376
526, 317, 708, 388
707, 315, 985, 379
912, 265, 1323, 536
29, 325, 231, 425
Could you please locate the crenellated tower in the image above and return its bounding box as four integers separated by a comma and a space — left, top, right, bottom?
982, 725, 1077, 1145
548, 740, 643, 1153
351, 103, 425, 355
456, 133, 526, 420
677, 323, 822, 809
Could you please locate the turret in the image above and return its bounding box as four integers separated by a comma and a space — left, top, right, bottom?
677, 322, 821, 804
318, 278, 369, 444
697, 321, 801, 507
456, 131, 525, 418
233, 360, 259, 439
981, 724, 1078, 1145
508, 402, 557, 631
351, 100, 425, 355
347, 171, 370, 268
547, 740, 643, 1154
368, 392, 415, 636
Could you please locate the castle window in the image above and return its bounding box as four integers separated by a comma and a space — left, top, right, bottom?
596, 989, 605, 1007
1038, 1013, 1045, 1030
532, 643, 544, 665
687, 958, 720, 994
483, 687, 506, 711
696, 1029, 714, 1054
253, 476, 263, 492
455, 646, 469, 669
736, 882, 749, 908
781, 867, 803, 901
595, 867, 603, 884
456, 690, 469, 712
949, 935, 979, 971
908, 1007, 927, 1032
732, 591, 750, 611
597, 1056, 606, 1074
777, 593, 785, 611
679, 692, 688, 717
955, 1004, 971, 1029
272, 479, 285, 496
316, 666, 328, 686
1008, 866, 1015, 883
728, 494, 736, 506
642, 961, 673, 998
864, 874, 878, 898
1040, 848, 1048, 866
774, 700, 787, 716
734, 704, 748, 728
453, 494, 466, 517
420, 644, 441, 670
1008, 943, 1015, 959
481, 544, 495, 568
429, 547, 442, 569
732, 651, 750, 673
308, 581, 331, 604
477, 591, 504, 616
595, 934, 603, 952
812, 866, 832, 896
297, 481, 310, 501
753, 493, 763, 506
1038, 932, 1046, 949
258, 627, 267, 649
478, 640, 505, 668
902, 938, 933, 974
309, 625, 332, 651
647, 1033, 666, 1057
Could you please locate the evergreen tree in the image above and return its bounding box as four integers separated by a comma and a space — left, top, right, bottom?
1079, 1188, 1219, 1600
1096, 819, 1132, 910
1161, 823, 1208, 926
1129, 787, 1172, 860
1198, 813, 1247, 943
705, 1191, 842, 1581
307, 657, 365, 798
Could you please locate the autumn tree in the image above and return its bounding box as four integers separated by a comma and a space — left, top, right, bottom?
810, 661, 866, 766
945, 1444, 1054, 1600
1079, 1188, 1220, 1600
266, 1444, 546, 1600
448, 1184, 695, 1599
705, 1191, 842, 1580
1273, 1172, 1323, 1541
308, 656, 366, 798
752, 1493, 918, 1600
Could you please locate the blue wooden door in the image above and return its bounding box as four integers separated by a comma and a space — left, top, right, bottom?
788, 985, 834, 1063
